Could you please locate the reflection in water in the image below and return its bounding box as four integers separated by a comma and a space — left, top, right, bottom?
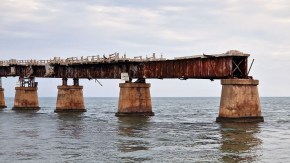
13, 111, 40, 139
117, 117, 151, 162
54, 113, 86, 160
9, 111, 41, 159
219, 123, 262, 162
13, 109, 39, 113
56, 113, 85, 139
2, 97, 290, 162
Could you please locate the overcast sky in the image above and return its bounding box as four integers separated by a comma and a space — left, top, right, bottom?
1, 0, 290, 97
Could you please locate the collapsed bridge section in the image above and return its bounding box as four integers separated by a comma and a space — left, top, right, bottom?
0, 50, 249, 80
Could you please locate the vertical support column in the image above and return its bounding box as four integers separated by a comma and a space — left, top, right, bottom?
73, 78, 79, 86
0, 78, 7, 109
13, 77, 40, 110
62, 78, 68, 86
216, 79, 264, 122
116, 79, 154, 117
55, 78, 86, 112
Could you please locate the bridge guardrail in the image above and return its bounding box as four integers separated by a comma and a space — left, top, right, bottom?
0, 53, 166, 66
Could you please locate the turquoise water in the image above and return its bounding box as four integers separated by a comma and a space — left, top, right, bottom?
0, 97, 290, 162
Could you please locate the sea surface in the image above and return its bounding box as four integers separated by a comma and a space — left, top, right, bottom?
0, 97, 290, 163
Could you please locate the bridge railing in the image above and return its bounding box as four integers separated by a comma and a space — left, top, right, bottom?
0, 53, 166, 66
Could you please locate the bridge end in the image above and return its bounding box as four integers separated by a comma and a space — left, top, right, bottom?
217, 79, 264, 123
116, 82, 154, 117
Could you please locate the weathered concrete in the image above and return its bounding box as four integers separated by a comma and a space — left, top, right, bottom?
216, 79, 264, 123
0, 88, 7, 109
13, 87, 40, 110
55, 86, 86, 112
116, 83, 154, 116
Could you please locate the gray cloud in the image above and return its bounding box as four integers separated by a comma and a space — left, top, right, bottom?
1, 0, 290, 97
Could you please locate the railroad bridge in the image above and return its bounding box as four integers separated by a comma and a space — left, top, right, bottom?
0, 50, 263, 122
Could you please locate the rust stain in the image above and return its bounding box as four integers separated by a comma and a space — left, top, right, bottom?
0, 56, 249, 79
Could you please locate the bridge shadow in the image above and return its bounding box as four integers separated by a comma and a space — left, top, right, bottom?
117, 117, 152, 162
219, 123, 262, 162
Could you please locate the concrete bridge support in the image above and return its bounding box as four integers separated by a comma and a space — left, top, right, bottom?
116, 80, 154, 117
0, 78, 7, 109
13, 77, 40, 110
55, 78, 86, 112
0, 88, 6, 109
216, 79, 264, 123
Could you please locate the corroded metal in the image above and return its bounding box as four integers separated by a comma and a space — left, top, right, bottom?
0, 50, 250, 79
73, 78, 79, 86
18, 77, 38, 87
62, 78, 68, 86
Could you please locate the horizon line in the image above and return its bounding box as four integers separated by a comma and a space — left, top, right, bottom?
4, 96, 290, 98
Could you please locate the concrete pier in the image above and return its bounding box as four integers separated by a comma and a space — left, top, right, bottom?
216, 79, 264, 123
0, 88, 7, 109
116, 82, 154, 117
13, 87, 40, 110
0, 78, 6, 108
55, 78, 86, 112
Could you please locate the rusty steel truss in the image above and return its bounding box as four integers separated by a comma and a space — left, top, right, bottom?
0, 50, 251, 80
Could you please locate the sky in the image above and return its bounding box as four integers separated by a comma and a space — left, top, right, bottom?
0, 0, 290, 97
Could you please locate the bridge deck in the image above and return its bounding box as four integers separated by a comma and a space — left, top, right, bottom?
0, 50, 250, 79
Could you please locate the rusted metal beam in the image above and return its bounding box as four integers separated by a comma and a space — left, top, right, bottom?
0, 50, 250, 79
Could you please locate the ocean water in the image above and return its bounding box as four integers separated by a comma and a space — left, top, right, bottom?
0, 97, 290, 163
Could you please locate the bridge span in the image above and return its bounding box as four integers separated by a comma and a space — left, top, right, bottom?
0, 50, 263, 123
